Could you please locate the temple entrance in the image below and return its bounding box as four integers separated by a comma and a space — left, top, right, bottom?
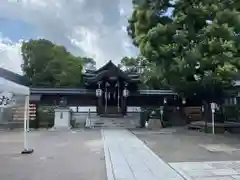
84, 61, 139, 116
101, 81, 123, 114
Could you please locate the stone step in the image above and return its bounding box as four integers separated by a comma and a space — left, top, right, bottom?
86, 115, 138, 128
91, 121, 135, 128
99, 114, 124, 118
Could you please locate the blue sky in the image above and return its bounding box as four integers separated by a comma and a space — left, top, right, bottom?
0, 0, 138, 74
0, 18, 34, 42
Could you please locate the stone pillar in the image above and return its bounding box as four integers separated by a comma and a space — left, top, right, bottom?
104, 82, 110, 113
53, 108, 71, 129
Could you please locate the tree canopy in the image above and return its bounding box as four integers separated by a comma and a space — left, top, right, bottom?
120, 55, 166, 89
21, 39, 95, 87
82, 57, 96, 71
128, 0, 240, 102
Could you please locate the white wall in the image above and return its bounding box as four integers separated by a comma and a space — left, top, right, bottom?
70, 106, 96, 112
71, 106, 142, 113
127, 106, 141, 112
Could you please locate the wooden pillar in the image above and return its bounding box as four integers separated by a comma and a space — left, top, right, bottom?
121, 95, 127, 115
96, 98, 99, 114
121, 83, 128, 115
97, 96, 102, 115
96, 81, 103, 115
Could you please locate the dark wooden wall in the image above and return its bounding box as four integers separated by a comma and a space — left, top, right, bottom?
33, 94, 97, 106
127, 95, 180, 107
31, 93, 202, 107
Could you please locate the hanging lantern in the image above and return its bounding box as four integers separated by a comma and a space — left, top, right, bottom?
96, 89, 102, 97
123, 88, 129, 97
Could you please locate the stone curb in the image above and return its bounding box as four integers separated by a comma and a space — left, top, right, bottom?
101, 129, 115, 180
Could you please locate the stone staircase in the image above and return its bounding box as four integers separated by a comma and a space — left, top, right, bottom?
99, 113, 123, 118
99, 106, 124, 118
90, 117, 137, 128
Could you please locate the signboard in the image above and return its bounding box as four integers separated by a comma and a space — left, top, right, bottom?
210, 102, 216, 134
210, 102, 216, 113
0, 91, 14, 108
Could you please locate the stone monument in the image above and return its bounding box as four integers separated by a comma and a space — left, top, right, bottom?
147, 110, 163, 130
53, 97, 71, 129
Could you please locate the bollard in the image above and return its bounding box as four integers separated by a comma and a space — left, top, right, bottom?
210, 102, 216, 135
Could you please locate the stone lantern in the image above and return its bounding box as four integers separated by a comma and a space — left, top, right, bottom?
123, 88, 129, 97
163, 97, 167, 104
182, 97, 186, 104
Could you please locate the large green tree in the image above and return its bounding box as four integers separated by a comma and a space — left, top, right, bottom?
128, 0, 240, 104
21, 39, 93, 87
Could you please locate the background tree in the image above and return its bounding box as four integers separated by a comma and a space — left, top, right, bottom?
82, 57, 96, 71
128, 0, 240, 105
120, 55, 166, 89
120, 56, 141, 73
21, 39, 95, 87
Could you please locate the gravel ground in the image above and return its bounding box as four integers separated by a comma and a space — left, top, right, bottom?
132, 128, 240, 163
0, 129, 106, 180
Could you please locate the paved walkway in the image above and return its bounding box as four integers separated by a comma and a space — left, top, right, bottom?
170, 161, 240, 180
101, 129, 185, 180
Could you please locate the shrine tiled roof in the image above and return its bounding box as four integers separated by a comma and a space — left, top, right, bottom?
84, 60, 140, 85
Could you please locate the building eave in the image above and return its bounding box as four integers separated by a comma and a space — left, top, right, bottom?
30, 88, 95, 95
30, 88, 176, 95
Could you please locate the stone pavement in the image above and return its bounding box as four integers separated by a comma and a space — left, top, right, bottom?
170, 161, 240, 180
134, 128, 240, 162
101, 129, 185, 180
0, 130, 106, 180
133, 128, 240, 179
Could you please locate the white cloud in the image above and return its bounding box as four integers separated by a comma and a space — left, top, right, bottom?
0, 0, 138, 72
0, 33, 22, 74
